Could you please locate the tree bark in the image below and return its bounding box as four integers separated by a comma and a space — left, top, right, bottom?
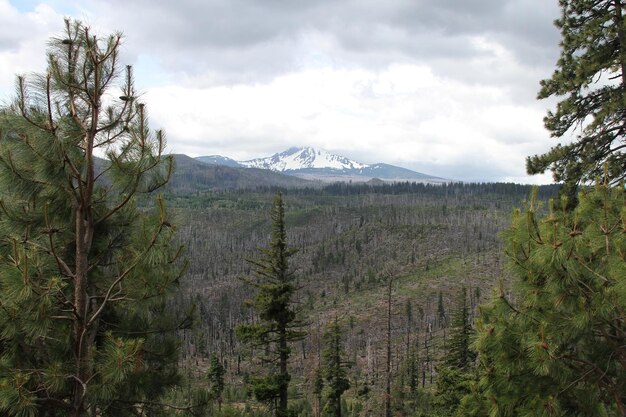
279, 326, 288, 417
385, 277, 393, 417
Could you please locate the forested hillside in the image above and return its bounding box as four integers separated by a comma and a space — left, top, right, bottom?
1, 0, 625, 416
167, 182, 559, 416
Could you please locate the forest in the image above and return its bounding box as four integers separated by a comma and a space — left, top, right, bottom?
168, 182, 559, 416
0, 1, 625, 416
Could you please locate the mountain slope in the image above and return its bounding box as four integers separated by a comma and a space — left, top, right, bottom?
240, 147, 367, 171
196, 155, 242, 168
168, 154, 312, 191
196, 147, 445, 183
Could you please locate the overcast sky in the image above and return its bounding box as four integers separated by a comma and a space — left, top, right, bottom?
0, 0, 563, 183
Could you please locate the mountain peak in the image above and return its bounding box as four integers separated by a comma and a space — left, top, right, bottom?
195, 147, 446, 183
241, 147, 367, 171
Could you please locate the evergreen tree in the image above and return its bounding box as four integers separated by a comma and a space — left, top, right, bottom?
313, 367, 324, 417
444, 287, 475, 370
437, 291, 447, 328
430, 287, 483, 417
430, 367, 473, 417
321, 318, 351, 417
236, 193, 306, 417
0, 19, 187, 417
406, 348, 419, 398
208, 355, 226, 411
527, 0, 626, 194
475, 183, 626, 416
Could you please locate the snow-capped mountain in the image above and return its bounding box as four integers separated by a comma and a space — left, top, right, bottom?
195, 147, 446, 183
239, 147, 367, 171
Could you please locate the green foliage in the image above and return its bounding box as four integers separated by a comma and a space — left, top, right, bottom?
528, 0, 626, 193
444, 287, 476, 370
208, 355, 226, 409
0, 19, 186, 416
406, 348, 419, 398
437, 291, 447, 328
430, 367, 472, 417
321, 318, 351, 417
475, 184, 626, 416
236, 193, 306, 417
429, 287, 485, 417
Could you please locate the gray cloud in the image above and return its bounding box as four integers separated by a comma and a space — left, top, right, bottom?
1, 0, 564, 183
88, 0, 560, 86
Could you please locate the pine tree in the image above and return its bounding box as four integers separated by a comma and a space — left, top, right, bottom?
475, 183, 626, 416
0, 19, 187, 417
321, 318, 351, 417
527, 0, 626, 195
236, 193, 306, 417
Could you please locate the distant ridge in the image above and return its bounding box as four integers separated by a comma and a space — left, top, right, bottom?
196, 155, 241, 168
168, 154, 312, 191
196, 147, 445, 183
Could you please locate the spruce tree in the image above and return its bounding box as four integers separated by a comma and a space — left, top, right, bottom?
431, 287, 482, 417
321, 318, 351, 417
207, 355, 226, 411
0, 19, 186, 417
444, 287, 475, 370
236, 193, 306, 417
528, 0, 626, 194
475, 183, 626, 416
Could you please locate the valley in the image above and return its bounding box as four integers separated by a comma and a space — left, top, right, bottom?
167, 181, 559, 416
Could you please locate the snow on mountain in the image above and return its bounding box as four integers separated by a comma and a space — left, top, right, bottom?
195, 147, 446, 183
239, 147, 367, 171
196, 155, 242, 167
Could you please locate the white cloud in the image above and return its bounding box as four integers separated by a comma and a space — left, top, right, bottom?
143, 62, 553, 182
0, 0, 562, 183
0, 1, 63, 100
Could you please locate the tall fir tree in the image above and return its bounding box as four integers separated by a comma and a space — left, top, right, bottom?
207, 355, 226, 412
0, 19, 188, 417
236, 193, 306, 417
430, 287, 484, 417
475, 183, 626, 416
321, 318, 351, 417
527, 0, 626, 196
444, 287, 475, 370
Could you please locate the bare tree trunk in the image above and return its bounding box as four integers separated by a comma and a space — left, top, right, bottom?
385, 277, 393, 417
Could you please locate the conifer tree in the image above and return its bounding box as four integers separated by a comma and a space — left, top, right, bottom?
475, 183, 626, 416
431, 287, 482, 417
0, 19, 187, 417
207, 355, 226, 411
313, 367, 324, 417
236, 193, 306, 417
321, 318, 351, 417
444, 287, 475, 370
437, 292, 447, 328
528, 0, 626, 194
406, 349, 419, 398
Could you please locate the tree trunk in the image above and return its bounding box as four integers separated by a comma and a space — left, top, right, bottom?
385, 278, 392, 417
279, 326, 288, 417
71, 128, 96, 417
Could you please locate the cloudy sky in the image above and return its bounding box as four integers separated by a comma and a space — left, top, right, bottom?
0, 0, 563, 182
